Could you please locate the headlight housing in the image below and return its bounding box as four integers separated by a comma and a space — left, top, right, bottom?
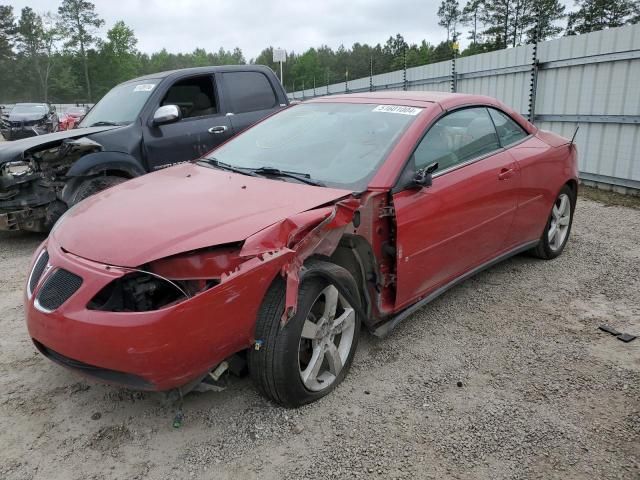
86, 245, 243, 312
2, 161, 34, 178
88, 271, 219, 312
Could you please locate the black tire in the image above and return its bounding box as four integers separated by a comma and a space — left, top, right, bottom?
530, 184, 575, 260
70, 175, 128, 205
249, 259, 362, 407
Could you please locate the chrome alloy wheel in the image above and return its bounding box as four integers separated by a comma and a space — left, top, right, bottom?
549, 193, 571, 252
298, 284, 356, 392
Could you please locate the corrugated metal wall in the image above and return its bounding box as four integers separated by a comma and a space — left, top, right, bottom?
288, 24, 640, 191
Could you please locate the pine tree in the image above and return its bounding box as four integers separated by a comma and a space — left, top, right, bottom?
478, 0, 565, 48
566, 0, 639, 34
438, 0, 462, 42
57, 0, 104, 102
461, 0, 485, 44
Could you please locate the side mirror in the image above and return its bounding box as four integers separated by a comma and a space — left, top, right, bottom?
153, 104, 181, 125
411, 162, 439, 189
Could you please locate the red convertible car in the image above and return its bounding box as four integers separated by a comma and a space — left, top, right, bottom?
57, 106, 89, 131
25, 92, 578, 406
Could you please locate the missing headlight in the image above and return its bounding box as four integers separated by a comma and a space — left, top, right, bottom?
87, 271, 219, 312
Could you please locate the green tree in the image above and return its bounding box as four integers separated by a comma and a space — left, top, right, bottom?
566, 0, 638, 34
57, 0, 104, 102
92, 20, 138, 97
17, 8, 61, 101
438, 0, 462, 41
521, 0, 565, 43
0, 5, 16, 101
462, 0, 484, 44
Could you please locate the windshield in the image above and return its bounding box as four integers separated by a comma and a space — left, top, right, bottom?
206, 102, 421, 190
12, 105, 47, 115
79, 79, 159, 127
67, 107, 87, 115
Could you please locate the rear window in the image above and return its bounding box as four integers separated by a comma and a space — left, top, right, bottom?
221, 71, 277, 114
488, 108, 528, 146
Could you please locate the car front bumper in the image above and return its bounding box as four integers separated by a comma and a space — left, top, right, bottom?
0, 125, 49, 140
25, 238, 284, 391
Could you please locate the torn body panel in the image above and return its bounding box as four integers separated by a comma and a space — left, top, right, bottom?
0, 136, 104, 231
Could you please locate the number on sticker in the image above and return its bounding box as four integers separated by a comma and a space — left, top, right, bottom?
134, 84, 156, 92
372, 105, 422, 115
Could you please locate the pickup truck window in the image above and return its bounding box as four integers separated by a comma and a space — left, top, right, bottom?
161, 75, 217, 119
222, 71, 277, 114
80, 79, 159, 127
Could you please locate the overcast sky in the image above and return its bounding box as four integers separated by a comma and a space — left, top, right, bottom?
7, 0, 474, 59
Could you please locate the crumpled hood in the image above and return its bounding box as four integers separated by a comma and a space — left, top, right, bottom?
0, 125, 121, 164
52, 162, 352, 267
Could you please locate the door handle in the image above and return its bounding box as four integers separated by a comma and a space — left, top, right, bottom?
498, 168, 514, 180
208, 126, 228, 134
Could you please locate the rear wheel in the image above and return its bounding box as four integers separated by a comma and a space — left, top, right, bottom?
249, 260, 361, 407
531, 185, 575, 259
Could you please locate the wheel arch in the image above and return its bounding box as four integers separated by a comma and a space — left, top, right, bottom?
565, 178, 578, 202
61, 151, 146, 204
65, 151, 146, 179
310, 234, 379, 322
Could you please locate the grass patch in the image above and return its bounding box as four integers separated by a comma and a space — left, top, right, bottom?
579, 185, 640, 210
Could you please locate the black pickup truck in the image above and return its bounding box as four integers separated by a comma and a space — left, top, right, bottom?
0, 65, 289, 232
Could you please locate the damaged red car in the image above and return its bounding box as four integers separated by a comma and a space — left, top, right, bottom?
25, 92, 578, 407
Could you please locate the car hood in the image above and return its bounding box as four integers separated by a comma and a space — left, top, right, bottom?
0, 126, 121, 164
6, 113, 46, 122
52, 162, 352, 267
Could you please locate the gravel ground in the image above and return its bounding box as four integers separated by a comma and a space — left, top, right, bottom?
0, 196, 638, 480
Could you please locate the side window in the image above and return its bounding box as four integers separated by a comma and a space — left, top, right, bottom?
414, 107, 501, 173
161, 75, 217, 119
221, 71, 277, 114
488, 108, 528, 147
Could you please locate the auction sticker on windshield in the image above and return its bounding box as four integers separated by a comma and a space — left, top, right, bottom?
372, 105, 422, 115
133, 84, 156, 92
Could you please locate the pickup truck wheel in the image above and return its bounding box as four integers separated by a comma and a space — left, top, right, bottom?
249, 260, 361, 407
71, 176, 127, 205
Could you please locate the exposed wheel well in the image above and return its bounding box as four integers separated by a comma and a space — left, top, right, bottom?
311, 234, 379, 320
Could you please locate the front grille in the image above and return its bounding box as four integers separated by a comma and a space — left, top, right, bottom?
36, 268, 83, 311
28, 249, 49, 295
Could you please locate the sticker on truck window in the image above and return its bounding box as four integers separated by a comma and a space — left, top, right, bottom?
372, 105, 422, 115
133, 84, 156, 92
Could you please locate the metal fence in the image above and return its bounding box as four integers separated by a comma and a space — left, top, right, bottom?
288, 24, 640, 192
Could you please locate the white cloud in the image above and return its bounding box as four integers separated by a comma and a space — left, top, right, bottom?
8, 0, 448, 59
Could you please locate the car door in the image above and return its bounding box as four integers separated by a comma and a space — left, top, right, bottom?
392, 106, 520, 309
218, 70, 284, 134
486, 108, 556, 248
143, 74, 234, 170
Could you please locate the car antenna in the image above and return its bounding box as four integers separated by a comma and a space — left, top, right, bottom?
570, 125, 579, 146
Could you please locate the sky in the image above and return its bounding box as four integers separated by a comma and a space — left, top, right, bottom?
6, 0, 463, 59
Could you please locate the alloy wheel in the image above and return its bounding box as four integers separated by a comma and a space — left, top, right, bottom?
548, 193, 571, 252
298, 284, 356, 392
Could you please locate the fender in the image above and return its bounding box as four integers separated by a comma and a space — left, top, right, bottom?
65, 151, 147, 178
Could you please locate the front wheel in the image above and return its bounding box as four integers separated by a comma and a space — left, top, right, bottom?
70, 175, 128, 206
531, 185, 575, 259
249, 260, 361, 407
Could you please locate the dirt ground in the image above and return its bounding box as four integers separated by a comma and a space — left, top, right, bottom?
0, 194, 638, 480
